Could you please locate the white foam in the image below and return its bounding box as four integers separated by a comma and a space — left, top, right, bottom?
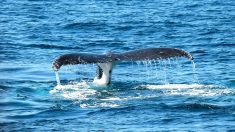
50, 81, 96, 100
100, 96, 145, 101
141, 84, 232, 97
80, 102, 119, 108
101, 97, 122, 101
142, 84, 213, 89
50, 81, 122, 108
50, 82, 233, 108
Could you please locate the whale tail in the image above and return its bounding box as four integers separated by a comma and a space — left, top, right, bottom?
52, 48, 193, 86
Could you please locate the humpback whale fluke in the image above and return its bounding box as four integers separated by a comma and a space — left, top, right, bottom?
52, 48, 193, 86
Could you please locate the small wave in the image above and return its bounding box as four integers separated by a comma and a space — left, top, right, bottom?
63, 21, 107, 30
6, 105, 70, 120
213, 43, 235, 47
26, 44, 83, 50
199, 28, 220, 36
0, 85, 10, 90
87, 106, 137, 115
0, 67, 29, 73
116, 25, 135, 31
0, 101, 32, 107
173, 103, 220, 110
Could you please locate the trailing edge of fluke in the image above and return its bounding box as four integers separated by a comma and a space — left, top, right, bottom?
52, 48, 193, 86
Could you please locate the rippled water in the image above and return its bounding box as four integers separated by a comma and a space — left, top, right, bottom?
1, 0, 235, 131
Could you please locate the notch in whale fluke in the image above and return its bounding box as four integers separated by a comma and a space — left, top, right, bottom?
52, 48, 193, 71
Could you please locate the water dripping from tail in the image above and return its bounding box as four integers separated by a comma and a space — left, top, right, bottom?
191, 60, 199, 84
141, 58, 198, 84
55, 71, 61, 86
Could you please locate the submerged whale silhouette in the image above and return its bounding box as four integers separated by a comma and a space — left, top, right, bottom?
52, 48, 193, 86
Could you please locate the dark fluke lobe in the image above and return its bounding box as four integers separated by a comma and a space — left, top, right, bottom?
52, 48, 193, 71
52, 53, 113, 71
114, 48, 193, 61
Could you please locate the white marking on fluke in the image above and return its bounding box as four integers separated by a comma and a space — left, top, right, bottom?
93, 62, 113, 86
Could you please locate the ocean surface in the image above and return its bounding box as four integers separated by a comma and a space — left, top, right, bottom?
0, 0, 235, 131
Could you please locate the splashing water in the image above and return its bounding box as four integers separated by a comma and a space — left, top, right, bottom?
50, 58, 235, 109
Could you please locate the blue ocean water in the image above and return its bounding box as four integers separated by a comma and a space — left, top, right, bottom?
0, 0, 235, 131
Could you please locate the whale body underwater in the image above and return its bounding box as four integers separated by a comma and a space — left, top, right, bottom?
52, 48, 193, 86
